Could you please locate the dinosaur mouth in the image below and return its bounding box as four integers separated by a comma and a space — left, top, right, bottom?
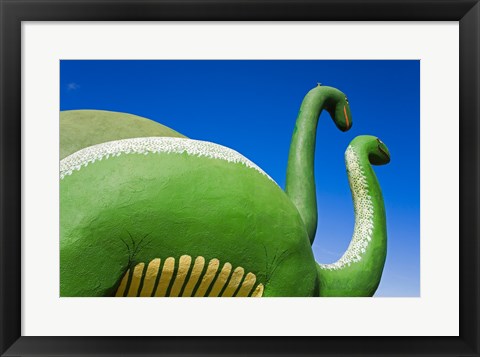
343, 105, 350, 130
378, 145, 390, 161
115, 255, 264, 298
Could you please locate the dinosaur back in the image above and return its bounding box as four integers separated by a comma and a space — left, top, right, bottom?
60, 110, 186, 159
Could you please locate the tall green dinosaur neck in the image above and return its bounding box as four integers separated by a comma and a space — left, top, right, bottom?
319, 145, 386, 271
315, 143, 387, 296
285, 86, 328, 244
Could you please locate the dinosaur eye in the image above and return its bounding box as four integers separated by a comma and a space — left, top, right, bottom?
345, 97, 349, 103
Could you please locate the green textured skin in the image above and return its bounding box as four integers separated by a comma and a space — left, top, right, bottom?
60, 85, 390, 297
61, 153, 317, 297
60, 110, 186, 159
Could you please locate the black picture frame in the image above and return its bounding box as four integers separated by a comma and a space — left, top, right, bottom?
1, 0, 478, 356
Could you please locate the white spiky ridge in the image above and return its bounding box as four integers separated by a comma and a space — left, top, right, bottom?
60, 137, 276, 184
319, 145, 374, 271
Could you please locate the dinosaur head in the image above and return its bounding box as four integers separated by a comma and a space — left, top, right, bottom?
322, 86, 352, 132
354, 135, 391, 165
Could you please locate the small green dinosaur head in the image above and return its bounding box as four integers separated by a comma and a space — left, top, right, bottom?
351, 135, 391, 165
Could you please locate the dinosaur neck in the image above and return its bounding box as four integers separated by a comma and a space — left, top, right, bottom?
316, 143, 387, 296
285, 85, 329, 244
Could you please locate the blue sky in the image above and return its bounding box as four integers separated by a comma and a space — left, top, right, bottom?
61, 60, 420, 297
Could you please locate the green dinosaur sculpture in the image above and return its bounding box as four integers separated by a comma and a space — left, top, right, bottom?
60, 85, 390, 297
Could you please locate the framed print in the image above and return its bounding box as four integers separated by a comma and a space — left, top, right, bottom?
1, 0, 479, 356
